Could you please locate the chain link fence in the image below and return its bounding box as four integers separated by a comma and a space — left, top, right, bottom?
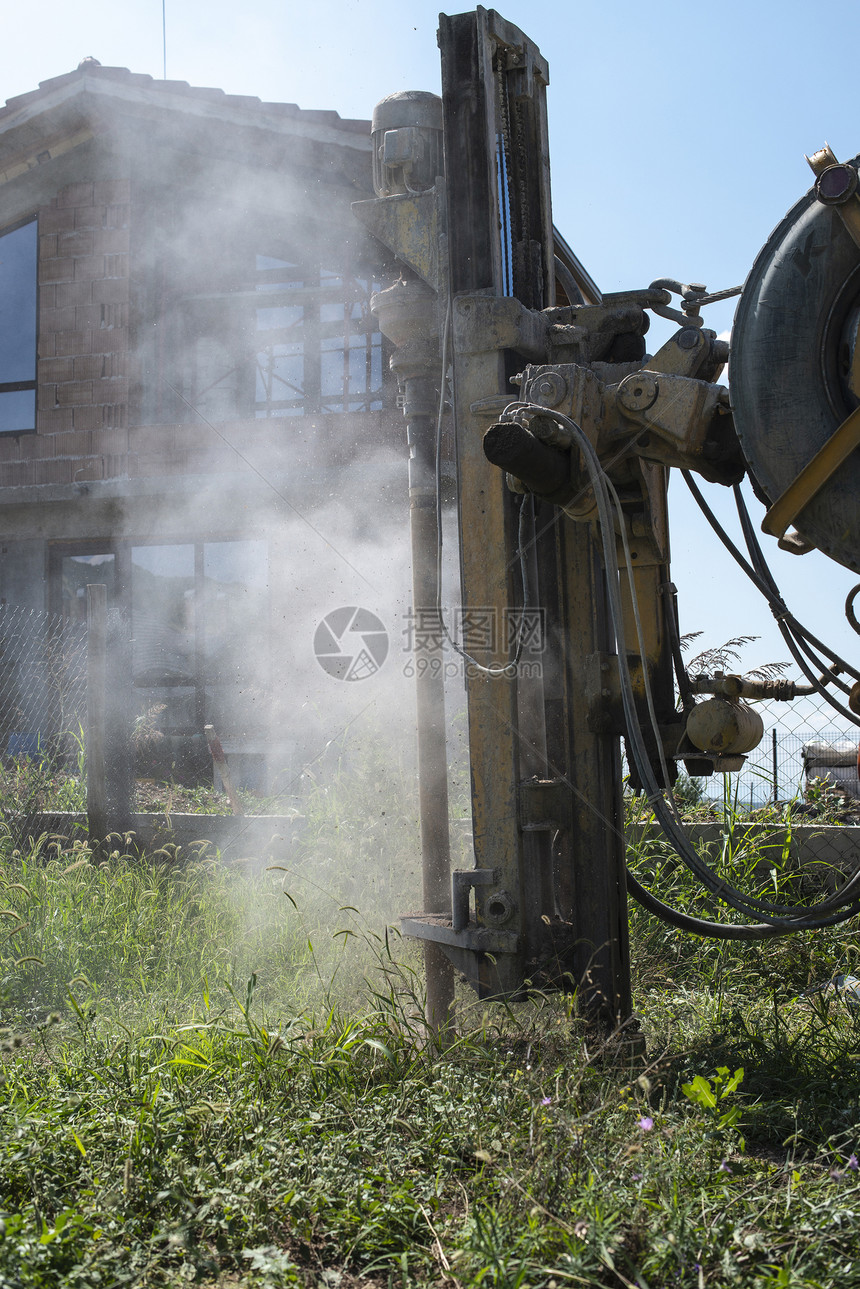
735, 724, 858, 810
675, 691, 860, 887
0, 605, 88, 845
0, 597, 855, 884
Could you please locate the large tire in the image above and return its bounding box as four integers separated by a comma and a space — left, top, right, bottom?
730, 165, 860, 574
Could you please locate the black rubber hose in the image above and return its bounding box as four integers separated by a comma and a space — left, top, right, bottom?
511, 406, 860, 933
626, 869, 860, 940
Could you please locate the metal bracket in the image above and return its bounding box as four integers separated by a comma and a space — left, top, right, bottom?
352, 186, 444, 293
761, 404, 860, 545
584, 652, 624, 734
518, 778, 572, 831
400, 912, 518, 954
452, 294, 549, 361
451, 867, 497, 932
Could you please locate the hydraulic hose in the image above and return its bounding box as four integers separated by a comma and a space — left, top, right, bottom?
503, 406, 860, 937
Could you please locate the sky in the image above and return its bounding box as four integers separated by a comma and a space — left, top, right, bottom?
3, 0, 860, 690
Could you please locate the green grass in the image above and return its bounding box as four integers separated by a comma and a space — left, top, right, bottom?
1, 767, 860, 1286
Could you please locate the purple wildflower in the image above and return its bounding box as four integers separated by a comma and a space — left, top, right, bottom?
541, 1096, 552, 1106
849, 1154, 859, 1171
638, 1115, 654, 1132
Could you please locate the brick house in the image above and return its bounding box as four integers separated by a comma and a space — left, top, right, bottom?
0, 60, 406, 787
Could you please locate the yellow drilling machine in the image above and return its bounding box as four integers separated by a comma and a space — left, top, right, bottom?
354, 8, 860, 1030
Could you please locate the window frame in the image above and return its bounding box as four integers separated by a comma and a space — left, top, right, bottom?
0, 214, 38, 435
48, 537, 270, 738
172, 240, 387, 424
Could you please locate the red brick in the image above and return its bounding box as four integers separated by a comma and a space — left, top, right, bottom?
38, 357, 74, 383
57, 229, 94, 258
100, 378, 129, 403
75, 305, 104, 331
39, 233, 57, 258
91, 278, 129, 305
40, 305, 77, 333
102, 254, 128, 279
53, 331, 92, 356
73, 255, 106, 282
73, 354, 105, 381
18, 434, 44, 460
40, 257, 75, 284
0, 462, 35, 486
29, 435, 54, 459
105, 205, 130, 229
129, 425, 174, 454
73, 205, 106, 230
92, 329, 127, 352
59, 183, 95, 208
38, 206, 76, 234
33, 459, 72, 485
93, 180, 130, 206
92, 427, 129, 455
71, 405, 106, 432
36, 406, 74, 433
100, 404, 127, 428
134, 451, 188, 477
55, 280, 93, 309
92, 227, 130, 256
56, 381, 93, 407
72, 458, 104, 482
103, 454, 129, 479
50, 431, 93, 457
100, 303, 128, 329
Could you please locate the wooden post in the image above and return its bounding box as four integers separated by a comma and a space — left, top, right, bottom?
86, 584, 107, 844
205, 724, 244, 816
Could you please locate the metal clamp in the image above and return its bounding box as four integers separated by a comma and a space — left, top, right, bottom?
647, 278, 742, 326
649, 278, 706, 327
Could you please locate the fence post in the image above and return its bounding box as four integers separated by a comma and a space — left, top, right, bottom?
104, 604, 133, 837
772, 728, 779, 803
86, 584, 107, 843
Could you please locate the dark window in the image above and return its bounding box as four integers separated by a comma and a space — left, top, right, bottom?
0, 218, 37, 433
59, 552, 117, 624
131, 539, 269, 738
50, 538, 269, 742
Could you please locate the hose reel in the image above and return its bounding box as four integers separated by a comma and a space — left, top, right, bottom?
730, 150, 860, 575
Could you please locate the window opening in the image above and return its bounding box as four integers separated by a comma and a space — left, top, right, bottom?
0, 219, 37, 433
60, 553, 116, 625
253, 253, 383, 418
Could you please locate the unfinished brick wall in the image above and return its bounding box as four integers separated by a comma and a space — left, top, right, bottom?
0, 176, 399, 489
0, 180, 132, 487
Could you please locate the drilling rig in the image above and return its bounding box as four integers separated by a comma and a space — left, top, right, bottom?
354, 7, 860, 1030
